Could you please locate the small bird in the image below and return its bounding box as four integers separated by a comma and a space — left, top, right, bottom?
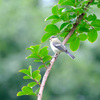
49, 36, 75, 59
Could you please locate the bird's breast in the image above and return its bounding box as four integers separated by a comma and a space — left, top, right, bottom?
50, 42, 61, 54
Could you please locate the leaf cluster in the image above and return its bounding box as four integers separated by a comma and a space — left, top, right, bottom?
17, 45, 52, 96
42, 0, 100, 51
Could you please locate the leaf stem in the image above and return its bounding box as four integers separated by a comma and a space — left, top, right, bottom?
83, 18, 94, 29
38, 55, 47, 69
31, 77, 41, 86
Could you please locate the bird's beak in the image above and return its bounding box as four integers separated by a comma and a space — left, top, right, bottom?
49, 38, 51, 40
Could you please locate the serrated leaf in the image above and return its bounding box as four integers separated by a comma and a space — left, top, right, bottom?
23, 76, 31, 79
22, 86, 33, 93
35, 74, 41, 82
43, 55, 52, 63
38, 65, 45, 70
41, 32, 57, 43
17, 91, 26, 96
60, 22, 69, 30
88, 29, 98, 43
32, 70, 40, 79
19, 69, 30, 76
79, 34, 87, 41
45, 15, 59, 21
91, 19, 100, 27
28, 82, 37, 87
52, 5, 59, 15
44, 24, 60, 33
39, 47, 48, 57
70, 37, 80, 51
87, 14, 97, 21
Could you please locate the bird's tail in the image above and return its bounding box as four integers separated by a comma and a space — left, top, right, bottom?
66, 51, 75, 59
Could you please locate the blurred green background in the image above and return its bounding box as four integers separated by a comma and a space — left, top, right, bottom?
0, 0, 100, 100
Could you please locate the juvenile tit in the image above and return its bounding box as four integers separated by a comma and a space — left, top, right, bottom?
49, 36, 75, 59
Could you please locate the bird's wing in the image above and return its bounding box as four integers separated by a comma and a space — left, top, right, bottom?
53, 42, 66, 52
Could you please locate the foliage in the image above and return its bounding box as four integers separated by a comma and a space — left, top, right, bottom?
17, 45, 51, 96
17, 0, 100, 99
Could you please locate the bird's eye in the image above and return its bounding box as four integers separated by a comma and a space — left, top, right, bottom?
51, 36, 56, 38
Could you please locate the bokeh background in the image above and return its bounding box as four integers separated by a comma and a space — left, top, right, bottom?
0, 0, 100, 100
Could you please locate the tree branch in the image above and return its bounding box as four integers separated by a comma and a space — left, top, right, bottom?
37, 0, 93, 100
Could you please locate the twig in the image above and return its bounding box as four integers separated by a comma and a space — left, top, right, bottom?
83, 18, 94, 29
31, 77, 40, 86
38, 55, 47, 69
37, 0, 93, 100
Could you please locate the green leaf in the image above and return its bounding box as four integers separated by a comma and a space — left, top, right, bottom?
45, 15, 59, 21
58, 0, 66, 4
51, 19, 61, 24
38, 65, 45, 70
34, 59, 41, 62
43, 55, 52, 63
27, 45, 40, 54
67, 33, 77, 43
27, 93, 36, 96
26, 53, 39, 59
32, 70, 40, 79
35, 74, 41, 82
78, 34, 87, 41
19, 69, 30, 76
44, 24, 60, 33
60, 0, 75, 6
60, 12, 70, 21
58, 8, 65, 15
60, 22, 69, 30
60, 32, 69, 37
78, 27, 89, 33
88, 29, 98, 43
39, 47, 48, 57
91, 19, 100, 27
52, 5, 59, 15
41, 32, 57, 43
70, 37, 80, 51
23, 76, 31, 79
17, 91, 26, 96
35, 88, 40, 95
28, 82, 37, 87
97, 3, 100, 8
22, 86, 33, 93
87, 14, 97, 21
28, 65, 32, 76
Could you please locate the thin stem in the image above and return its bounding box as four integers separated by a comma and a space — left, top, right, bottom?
38, 55, 47, 69
83, 18, 94, 29
37, 0, 93, 100
31, 77, 40, 86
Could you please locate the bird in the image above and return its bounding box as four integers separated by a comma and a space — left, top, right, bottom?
49, 36, 75, 59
